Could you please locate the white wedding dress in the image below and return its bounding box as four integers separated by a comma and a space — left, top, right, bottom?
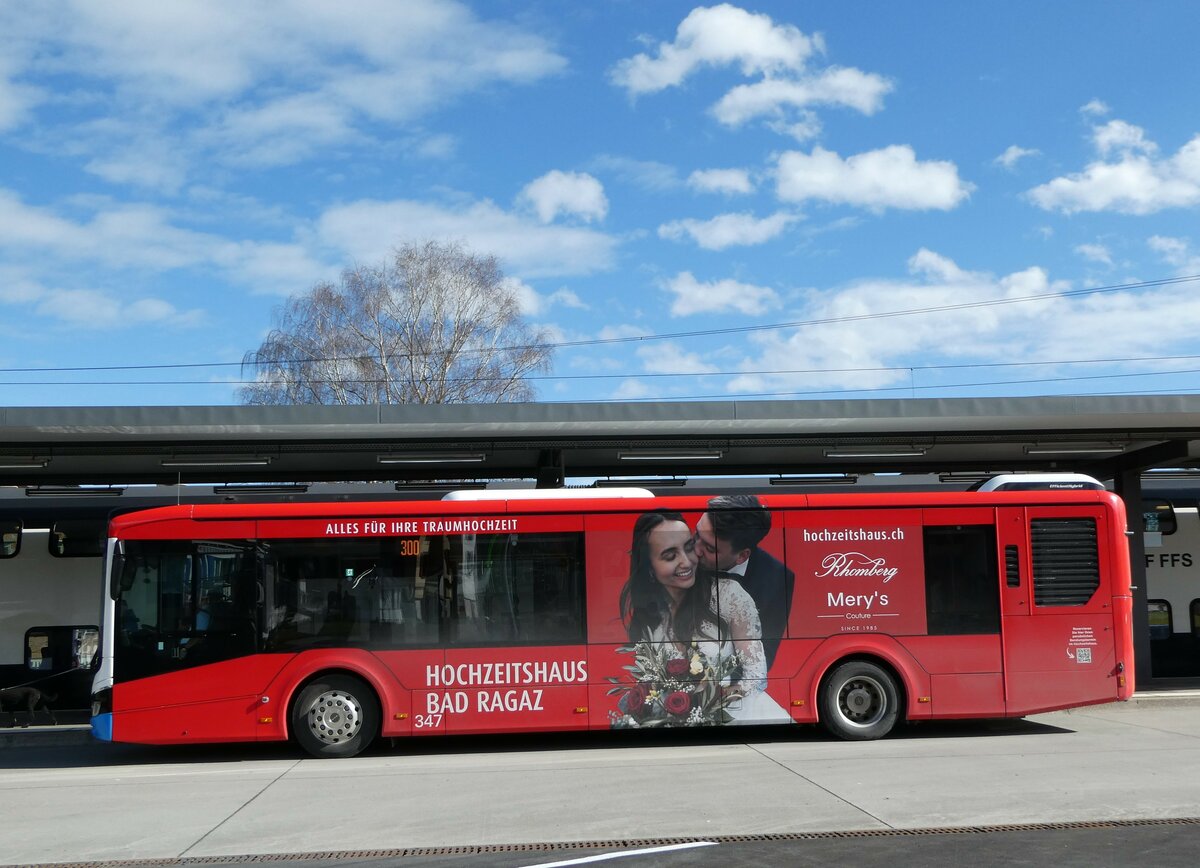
647, 578, 792, 726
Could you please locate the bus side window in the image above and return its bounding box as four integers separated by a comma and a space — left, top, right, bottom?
453, 532, 586, 646
923, 525, 1000, 635
1148, 599, 1172, 641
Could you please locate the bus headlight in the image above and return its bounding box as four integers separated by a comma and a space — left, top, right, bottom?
91, 687, 112, 717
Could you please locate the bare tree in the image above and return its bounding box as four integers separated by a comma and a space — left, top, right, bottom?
240, 241, 553, 405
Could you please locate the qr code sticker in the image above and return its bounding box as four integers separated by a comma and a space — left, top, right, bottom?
1076, 647, 1092, 664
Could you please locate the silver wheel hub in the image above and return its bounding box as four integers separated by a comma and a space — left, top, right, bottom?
838, 676, 886, 727
306, 689, 363, 746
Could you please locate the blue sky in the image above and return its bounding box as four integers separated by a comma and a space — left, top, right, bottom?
2, 1, 1200, 406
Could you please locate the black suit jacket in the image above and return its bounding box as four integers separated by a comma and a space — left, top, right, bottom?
734, 548, 795, 670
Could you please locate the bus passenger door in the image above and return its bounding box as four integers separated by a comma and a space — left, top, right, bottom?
999, 505, 1120, 715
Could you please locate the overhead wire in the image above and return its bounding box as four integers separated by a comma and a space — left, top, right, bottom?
3, 359, 1200, 395
0, 272, 1197, 375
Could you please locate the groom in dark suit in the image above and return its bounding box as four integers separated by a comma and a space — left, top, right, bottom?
694, 494, 795, 669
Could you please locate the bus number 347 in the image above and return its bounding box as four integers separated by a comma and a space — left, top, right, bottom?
414, 713, 443, 729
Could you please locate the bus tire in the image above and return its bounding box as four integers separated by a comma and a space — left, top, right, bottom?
818, 660, 901, 741
292, 674, 379, 758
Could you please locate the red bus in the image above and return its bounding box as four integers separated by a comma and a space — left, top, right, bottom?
90, 486, 1134, 757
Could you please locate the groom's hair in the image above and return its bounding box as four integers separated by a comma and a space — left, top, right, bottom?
706, 494, 771, 552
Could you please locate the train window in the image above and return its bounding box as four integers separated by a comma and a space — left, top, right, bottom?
1192, 601, 1200, 640
1142, 501, 1176, 536
49, 519, 106, 558
25, 625, 99, 672
0, 521, 19, 558
1148, 599, 1172, 641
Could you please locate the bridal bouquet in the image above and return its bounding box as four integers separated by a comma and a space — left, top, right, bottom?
607, 641, 744, 728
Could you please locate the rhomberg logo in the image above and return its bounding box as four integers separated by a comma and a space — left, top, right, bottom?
815, 552, 899, 583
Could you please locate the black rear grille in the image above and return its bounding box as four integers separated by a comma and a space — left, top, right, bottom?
1031, 518, 1100, 606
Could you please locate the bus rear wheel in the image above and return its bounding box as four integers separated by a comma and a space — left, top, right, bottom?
292, 674, 379, 758
818, 660, 900, 741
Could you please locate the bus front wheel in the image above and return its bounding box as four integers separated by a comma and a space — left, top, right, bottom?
292, 674, 380, 758
818, 660, 900, 741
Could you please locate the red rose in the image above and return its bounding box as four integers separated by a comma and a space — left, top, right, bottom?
622, 683, 647, 714
664, 690, 691, 716
665, 658, 689, 678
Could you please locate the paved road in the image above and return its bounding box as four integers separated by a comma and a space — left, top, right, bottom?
1, 698, 1198, 866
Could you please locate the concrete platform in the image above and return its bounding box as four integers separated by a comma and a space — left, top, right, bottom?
1, 700, 1199, 864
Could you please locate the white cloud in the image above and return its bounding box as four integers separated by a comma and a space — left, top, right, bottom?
688, 168, 755, 195
711, 66, 891, 127
0, 188, 329, 294
0, 190, 210, 270
0, 266, 43, 305
1092, 120, 1157, 157
775, 145, 973, 211
610, 378, 655, 400
0, 0, 566, 180
634, 342, 721, 375
317, 197, 618, 279
0, 53, 39, 132
1027, 127, 1200, 214
1074, 243, 1113, 266
518, 171, 609, 223
1148, 235, 1188, 264
598, 323, 652, 341
220, 241, 334, 294
412, 133, 458, 160
1149, 235, 1200, 275
503, 277, 542, 316
504, 276, 587, 317
84, 148, 191, 193
768, 111, 822, 143
201, 93, 360, 168
726, 249, 1200, 395
1080, 99, 1110, 116
21, 282, 204, 331
994, 145, 1040, 170
661, 271, 780, 316
9, 1, 566, 108
610, 5, 888, 142
591, 155, 682, 191
907, 248, 970, 282
658, 211, 798, 250
610, 4, 818, 94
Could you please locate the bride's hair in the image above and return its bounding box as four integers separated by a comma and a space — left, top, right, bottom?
620, 510, 723, 644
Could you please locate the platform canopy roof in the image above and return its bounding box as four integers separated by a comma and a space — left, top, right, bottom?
2, 395, 1200, 488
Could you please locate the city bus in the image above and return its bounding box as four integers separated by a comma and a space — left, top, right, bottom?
90, 485, 1134, 756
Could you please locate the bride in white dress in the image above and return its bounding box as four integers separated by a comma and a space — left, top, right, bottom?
619, 511, 791, 725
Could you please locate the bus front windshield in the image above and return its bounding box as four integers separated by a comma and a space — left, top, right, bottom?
115, 541, 258, 679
